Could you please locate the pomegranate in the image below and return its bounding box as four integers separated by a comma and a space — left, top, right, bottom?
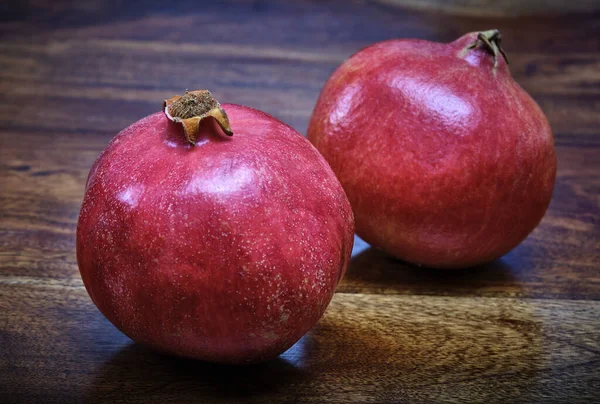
308, 30, 556, 268
77, 90, 354, 363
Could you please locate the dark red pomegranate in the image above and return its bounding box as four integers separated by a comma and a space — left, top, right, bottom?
77, 90, 354, 363
308, 30, 556, 268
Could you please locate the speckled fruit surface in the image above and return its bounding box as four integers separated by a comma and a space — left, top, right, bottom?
308, 31, 556, 268
76, 105, 354, 363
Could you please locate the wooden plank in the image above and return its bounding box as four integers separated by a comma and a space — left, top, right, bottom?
1, 43, 599, 136
377, 0, 600, 17
1, 132, 599, 298
2, 1, 599, 53
1, 284, 598, 403
1, 2, 599, 139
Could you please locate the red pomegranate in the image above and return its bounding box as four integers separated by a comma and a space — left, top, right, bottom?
77, 90, 354, 363
308, 30, 556, 268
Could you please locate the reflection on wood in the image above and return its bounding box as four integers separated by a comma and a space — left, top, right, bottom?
2, 284, 599, 402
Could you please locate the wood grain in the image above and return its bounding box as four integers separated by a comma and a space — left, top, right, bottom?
1, 0, 599, 403
1, 284, 599, 403
377, 0, 600, 17
2, 132, 598, 298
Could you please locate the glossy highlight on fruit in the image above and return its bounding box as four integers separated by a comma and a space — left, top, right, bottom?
308, 30, 556, 268
77, 91, 354, 363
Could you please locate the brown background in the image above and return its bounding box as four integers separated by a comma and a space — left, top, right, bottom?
1, 1, 599, 403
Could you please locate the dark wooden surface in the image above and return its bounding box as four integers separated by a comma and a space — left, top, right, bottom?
1, 1, 599, 403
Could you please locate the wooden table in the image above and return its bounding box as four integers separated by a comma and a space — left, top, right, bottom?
1, 1, 599, 403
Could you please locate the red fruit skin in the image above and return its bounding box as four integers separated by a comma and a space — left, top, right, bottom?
308, 32, 556, 268
76, 105, 354, 363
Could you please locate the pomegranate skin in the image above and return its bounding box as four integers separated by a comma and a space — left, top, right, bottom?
76, 105, 354, 363
308, 32, 556, 268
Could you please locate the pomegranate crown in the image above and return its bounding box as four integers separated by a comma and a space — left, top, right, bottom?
164, 90, 233, 145
467, 29, 509, 67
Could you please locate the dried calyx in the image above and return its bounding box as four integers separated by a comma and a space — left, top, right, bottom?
164, 90, 233, 145
467, 29, 509, 68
